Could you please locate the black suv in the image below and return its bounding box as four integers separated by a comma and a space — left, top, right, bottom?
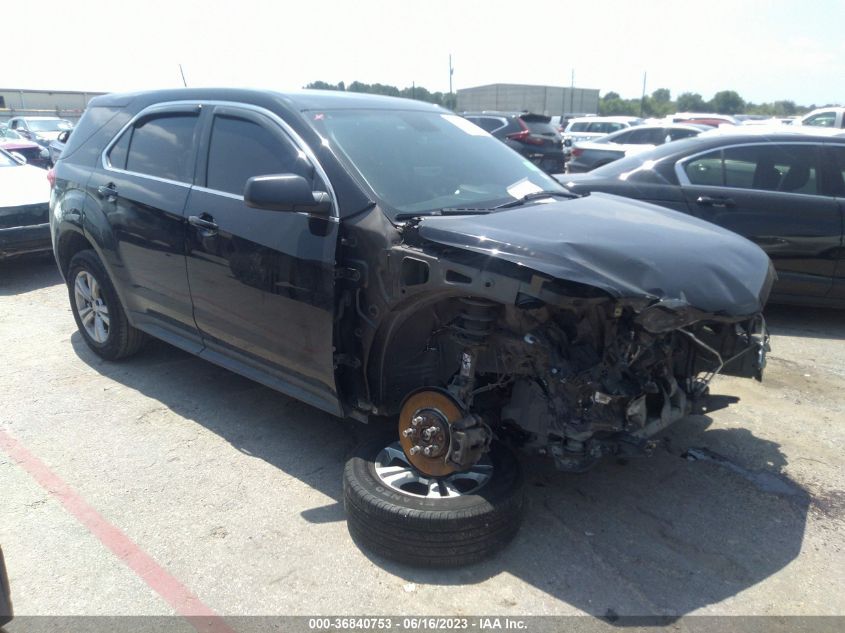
51, 89, 772, 566
461, 111, 566, 173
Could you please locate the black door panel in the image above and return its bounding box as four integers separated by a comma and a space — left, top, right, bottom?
184, 107, 340, 414
86, 171, 198, 337
680, 143, 840, 299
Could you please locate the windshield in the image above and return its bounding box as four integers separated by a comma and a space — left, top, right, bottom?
27, 119, 73, 132
306, 109, 565, 220
0, 149, 20, 167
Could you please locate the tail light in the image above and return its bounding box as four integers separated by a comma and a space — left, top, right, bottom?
47, 167, 56, 188
506, 130, 545, 146
571, 148, 584, 158
506, 130, 531, 143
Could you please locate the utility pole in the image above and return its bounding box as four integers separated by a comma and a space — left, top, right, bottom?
569, 68, 575, 115
412, 81, 416, 101
448, 54, 454, 109
640, 71, 647, 117
179, 64, 188, 88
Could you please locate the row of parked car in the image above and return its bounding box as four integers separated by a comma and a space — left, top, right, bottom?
0, 116, 72, 169
462, 106, 845, 178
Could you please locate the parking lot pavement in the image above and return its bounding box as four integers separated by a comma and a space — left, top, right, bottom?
1, 254, 844, 620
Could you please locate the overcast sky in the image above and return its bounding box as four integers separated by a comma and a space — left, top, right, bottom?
6, 0, 842, 105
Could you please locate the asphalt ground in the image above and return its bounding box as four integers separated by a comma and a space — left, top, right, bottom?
1, 253, 843, 626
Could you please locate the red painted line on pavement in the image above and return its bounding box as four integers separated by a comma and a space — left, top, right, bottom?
0, 428, 237, 633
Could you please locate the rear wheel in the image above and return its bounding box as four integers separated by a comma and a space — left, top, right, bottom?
67, 250, 146, 360
343, 436, 525, 567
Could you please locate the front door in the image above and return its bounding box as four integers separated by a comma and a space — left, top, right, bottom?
184, 105, 340, 414
678, 142, 840, 299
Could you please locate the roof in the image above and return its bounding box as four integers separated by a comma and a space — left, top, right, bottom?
88, 88, 446, 113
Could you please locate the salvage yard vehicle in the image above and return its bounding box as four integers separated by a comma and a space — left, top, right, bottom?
0, 127, 51, 169
6, 116, 73, 148
0, 148, 51, 259
50, 89, 772, 566
558, 133, 845, 307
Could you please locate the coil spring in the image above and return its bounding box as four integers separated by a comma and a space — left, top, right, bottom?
452, 297, 499, 345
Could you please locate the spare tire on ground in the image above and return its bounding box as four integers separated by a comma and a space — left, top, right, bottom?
343, 436, 525, 567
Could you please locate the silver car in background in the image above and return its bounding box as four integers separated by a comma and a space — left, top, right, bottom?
565, 123, 708, 173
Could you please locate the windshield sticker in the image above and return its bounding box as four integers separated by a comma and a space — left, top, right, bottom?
441, 114, 488, 136
506, 178, 543, 199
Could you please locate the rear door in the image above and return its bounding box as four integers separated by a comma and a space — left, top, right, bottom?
89, 105, 201, 349
184, 105, 341, 415
677, 142, 839, 299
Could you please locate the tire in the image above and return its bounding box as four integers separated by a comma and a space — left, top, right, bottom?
67, 250, 146, 360
343, 436, 525, 567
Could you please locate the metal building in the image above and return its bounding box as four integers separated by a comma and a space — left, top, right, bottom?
0, 89, 106, 123
457, 83, 599, 116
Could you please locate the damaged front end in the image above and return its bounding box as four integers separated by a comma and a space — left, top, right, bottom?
485, 299, 769, 471
399, 298, 768, 471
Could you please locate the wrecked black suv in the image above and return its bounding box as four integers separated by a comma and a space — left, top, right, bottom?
50, 89, 772, 566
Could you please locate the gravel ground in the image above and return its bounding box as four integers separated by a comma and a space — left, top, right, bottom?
1, 253, 843, 622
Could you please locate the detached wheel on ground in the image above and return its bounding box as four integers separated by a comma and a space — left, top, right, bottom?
67, 249, 146, 360
343, 436, 525, 567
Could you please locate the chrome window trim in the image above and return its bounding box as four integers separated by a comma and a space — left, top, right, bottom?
100, 100, 340, 218
192, 185, 340, 223
674, 141, 831, 199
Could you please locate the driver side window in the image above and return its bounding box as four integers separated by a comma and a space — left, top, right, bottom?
206, 114, 315, 196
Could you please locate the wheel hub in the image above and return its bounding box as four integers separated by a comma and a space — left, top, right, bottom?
398, 390, 463, 477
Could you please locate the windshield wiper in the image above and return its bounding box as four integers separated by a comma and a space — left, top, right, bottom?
395, 207, 494, 221
493, 190, 578, 209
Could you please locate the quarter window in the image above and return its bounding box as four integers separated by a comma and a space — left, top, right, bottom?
107, 129, 131, 169
124, 113, 198, 182
206, 114, 313, 196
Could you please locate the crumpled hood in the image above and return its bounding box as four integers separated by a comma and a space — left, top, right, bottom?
417, 193, 774, 316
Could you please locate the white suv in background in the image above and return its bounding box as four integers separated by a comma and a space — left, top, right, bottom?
798, 107, 845, 129
562, 116, 643, 153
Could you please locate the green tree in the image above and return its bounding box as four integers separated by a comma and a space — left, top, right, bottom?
651, 88, 671, 104
709, 90, 745, 114
676, 92, 706, 112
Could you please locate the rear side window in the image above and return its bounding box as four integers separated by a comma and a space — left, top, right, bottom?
466, 117, 502, 133
125, 113, 198, 182
685, 144, 821, 194
588, 122, 625, 134
568, 122, 589, 132
206, 114, 312, 196
685, 150, 724, 186
668, 128, 699, 141
522, 120, 556, 135
803, 112, 837, 128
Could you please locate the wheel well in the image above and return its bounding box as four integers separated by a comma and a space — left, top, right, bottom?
57, 231, 94, 277
368, 295, 499, 414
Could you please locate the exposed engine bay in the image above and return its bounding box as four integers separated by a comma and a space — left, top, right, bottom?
381, 295, 768, 473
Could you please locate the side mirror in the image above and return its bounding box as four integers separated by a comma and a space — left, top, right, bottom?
244, 174, 332, 215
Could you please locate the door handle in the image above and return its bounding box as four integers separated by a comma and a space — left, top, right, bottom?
696, 195, 735, 208
97, 183, 118, 201
188, 214, 219, 234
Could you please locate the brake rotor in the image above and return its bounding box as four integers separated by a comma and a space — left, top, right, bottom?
398, 389, 464, 477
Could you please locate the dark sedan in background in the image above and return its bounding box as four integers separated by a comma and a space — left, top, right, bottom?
557, 133, 845, 307
462, 111, 566, 173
